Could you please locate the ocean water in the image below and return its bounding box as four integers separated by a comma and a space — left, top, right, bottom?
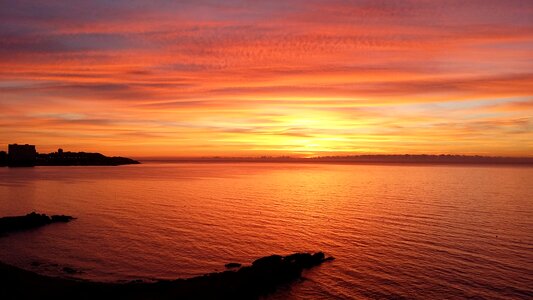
0, 163, 531, 299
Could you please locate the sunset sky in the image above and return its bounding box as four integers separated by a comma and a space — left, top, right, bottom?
0, 0, 532, 157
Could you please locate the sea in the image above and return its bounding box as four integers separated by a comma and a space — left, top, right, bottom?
0, 163, 531, 299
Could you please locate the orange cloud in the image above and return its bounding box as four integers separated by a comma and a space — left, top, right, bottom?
0, 0, 532, 156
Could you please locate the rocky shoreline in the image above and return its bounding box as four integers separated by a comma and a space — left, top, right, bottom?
0, 212, 75, 235
0, 213, 334, 299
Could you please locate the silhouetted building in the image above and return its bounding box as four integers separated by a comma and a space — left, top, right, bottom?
0, 151, 7, 166
8, 144, 37, 167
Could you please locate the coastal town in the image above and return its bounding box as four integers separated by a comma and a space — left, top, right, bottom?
0, 144, 139, 167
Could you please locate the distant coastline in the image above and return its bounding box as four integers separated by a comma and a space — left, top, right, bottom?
2, 144, 531, 167
138, 154, 533, 166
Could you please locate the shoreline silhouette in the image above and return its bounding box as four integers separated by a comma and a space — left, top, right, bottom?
0, 212, 334, 300
0, 144, 139, 167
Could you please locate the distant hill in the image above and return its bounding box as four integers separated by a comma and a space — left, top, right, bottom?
36, 151, 140, 166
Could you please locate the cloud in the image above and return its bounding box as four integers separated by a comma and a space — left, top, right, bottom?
0, 0, 532, 156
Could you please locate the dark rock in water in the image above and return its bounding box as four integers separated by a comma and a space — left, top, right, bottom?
283, 252, 328, 269
225, 262, 242, 269
0, 212, 75, 234
51, 215, 75, 222
0, 212, 334, 299
312, 251, 325, 261
30, 261, 42, 267
252, 254, 283, 268
0, 251, 334, 300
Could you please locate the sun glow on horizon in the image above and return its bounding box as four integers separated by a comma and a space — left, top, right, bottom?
0, 1, 532, 157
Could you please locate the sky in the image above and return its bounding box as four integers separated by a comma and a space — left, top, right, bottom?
0, 0, 532, 157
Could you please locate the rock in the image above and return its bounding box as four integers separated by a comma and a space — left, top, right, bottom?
0, 212, 75, 234
51, 215, 75, 222
30, 261, 42, 267
252, 254, 283, 268
0, 251, 335, 299
62, 267, 78, 274
0, 212, 335, 299
225, 262, 242, 269
284, 252, 326, 268
312, 251, 325, 261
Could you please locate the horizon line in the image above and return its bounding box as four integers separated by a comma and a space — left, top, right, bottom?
2, 145, 532, 160
133, 154, 533, 159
